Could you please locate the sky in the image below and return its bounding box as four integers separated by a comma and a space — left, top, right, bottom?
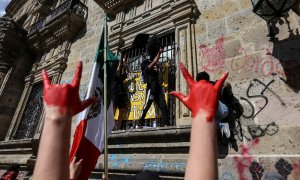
0, 0, 11, 17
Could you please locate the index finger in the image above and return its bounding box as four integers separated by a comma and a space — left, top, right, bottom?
179, 63, 195, 86
42, 69, 51, 88
71, 156, 77, 164
214, 71, 229, 91
72, 61, 83, 88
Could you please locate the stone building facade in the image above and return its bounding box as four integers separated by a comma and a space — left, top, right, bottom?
0, 0, 300, 179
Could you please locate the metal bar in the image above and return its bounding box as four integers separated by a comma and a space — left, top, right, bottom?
104, 16, 109, 180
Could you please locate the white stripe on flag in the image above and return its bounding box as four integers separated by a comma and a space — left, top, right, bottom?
76, 62, 115, 152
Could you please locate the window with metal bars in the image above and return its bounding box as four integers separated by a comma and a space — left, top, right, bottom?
122, 32, 177, 126
125, 33, 176, 72
13, 82, 44, 140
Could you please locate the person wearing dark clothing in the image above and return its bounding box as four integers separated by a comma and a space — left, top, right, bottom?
113, 54, 129, 130
138, 36, 170, 127
113, 73, 128, 109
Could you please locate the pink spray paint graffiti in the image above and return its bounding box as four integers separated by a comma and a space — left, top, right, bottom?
200, 36, 225, 72
234, 138, 260, 180
292, 160, 300, 179
230, 48, 285, 77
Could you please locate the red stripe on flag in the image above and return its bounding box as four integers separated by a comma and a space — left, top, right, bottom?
69, 119, 101, 180
70, 119, 87, 162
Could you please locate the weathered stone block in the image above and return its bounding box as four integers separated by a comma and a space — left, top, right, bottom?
239, 0, 252, 9
226, 9, 261, 34
223, 39, 242, 59
195, 20, 206, 35
207, 18, 226, 40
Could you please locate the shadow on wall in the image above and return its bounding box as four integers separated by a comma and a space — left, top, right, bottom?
270, 17, 300, 92
72, 24, 87, 43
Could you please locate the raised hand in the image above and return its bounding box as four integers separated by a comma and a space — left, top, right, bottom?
170, 63, 228, 121
42, 61, 96, 116
69, 156, 83, 180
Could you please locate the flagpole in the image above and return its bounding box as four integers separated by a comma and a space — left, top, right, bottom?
104, 15, 109, 179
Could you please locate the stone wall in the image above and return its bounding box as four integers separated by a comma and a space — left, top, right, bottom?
193, 0, 300, 179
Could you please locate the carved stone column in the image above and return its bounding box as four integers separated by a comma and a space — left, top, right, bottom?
171, 0, 199, 125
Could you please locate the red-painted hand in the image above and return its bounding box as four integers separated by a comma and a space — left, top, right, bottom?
42, 61, 96, 116
170, 63, 228, 121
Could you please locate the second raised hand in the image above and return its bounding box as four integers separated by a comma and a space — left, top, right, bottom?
42, 61, 97, 116
170, 63, 228, 121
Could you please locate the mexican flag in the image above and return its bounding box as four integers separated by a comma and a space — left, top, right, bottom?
69, 26, 119, 180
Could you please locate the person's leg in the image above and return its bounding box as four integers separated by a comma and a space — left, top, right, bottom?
139, 89, 154, 126
156, 91, 170, 126
117, 108, 124, 130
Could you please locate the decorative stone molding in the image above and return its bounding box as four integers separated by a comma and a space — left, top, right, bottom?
93, 0, 137, 16
107, 0, 199, 125
27, 0, 88, 52
5, 0, 28, 18
0, 139, 38, 175
0, 17, 27, 97
0, 17, 27, 66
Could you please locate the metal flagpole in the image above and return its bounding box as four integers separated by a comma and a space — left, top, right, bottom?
104, 15, 109, 179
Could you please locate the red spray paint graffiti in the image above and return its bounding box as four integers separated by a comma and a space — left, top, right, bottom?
234, 138, 260, 180
292, 160, 300, 179
200, 36, 225, 72
230, 48, 285, 77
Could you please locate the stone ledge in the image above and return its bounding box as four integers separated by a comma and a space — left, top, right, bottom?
109, 126, 191, 144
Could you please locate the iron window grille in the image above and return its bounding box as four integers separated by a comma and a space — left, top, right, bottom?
13, 82, 44, 140
123, 32, 177, 126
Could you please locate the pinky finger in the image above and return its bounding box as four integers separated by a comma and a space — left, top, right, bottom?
214, 72, 229, 91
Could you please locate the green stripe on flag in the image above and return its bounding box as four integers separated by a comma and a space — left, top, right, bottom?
94, 25, 120, 108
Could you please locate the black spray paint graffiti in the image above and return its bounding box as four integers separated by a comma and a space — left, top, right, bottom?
247, 122, 279, 139
233, 78, 283, 141
249, 161, 264, 180
275, 158, 294, 179
234, 122, 279, 141
249, 158, 294, 179
240, 79, 275, 120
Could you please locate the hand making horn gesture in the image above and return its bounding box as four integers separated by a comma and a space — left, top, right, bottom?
42, 61, 96, 117
170, 63, 228, 121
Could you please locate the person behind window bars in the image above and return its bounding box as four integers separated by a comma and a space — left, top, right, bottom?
113, 53, 129, 130
138, 35, 170, 128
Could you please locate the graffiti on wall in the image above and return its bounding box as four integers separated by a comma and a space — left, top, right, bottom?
220, 171, 235, 180
200, 36, 225, 72
199, 38, 300, 88
234, 138, 260, 180
230, 76, 286, 142
143, 160, 186, 173
248, 158, 296, 180
230, 48, 285, 77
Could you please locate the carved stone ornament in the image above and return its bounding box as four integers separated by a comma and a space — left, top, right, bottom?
27, 0, 88, 52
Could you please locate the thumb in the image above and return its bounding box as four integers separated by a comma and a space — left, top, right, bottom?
76, 97, 98, 114
76, 159, 83, 166
170, 91, 190, 109
214, 71, 228, 92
